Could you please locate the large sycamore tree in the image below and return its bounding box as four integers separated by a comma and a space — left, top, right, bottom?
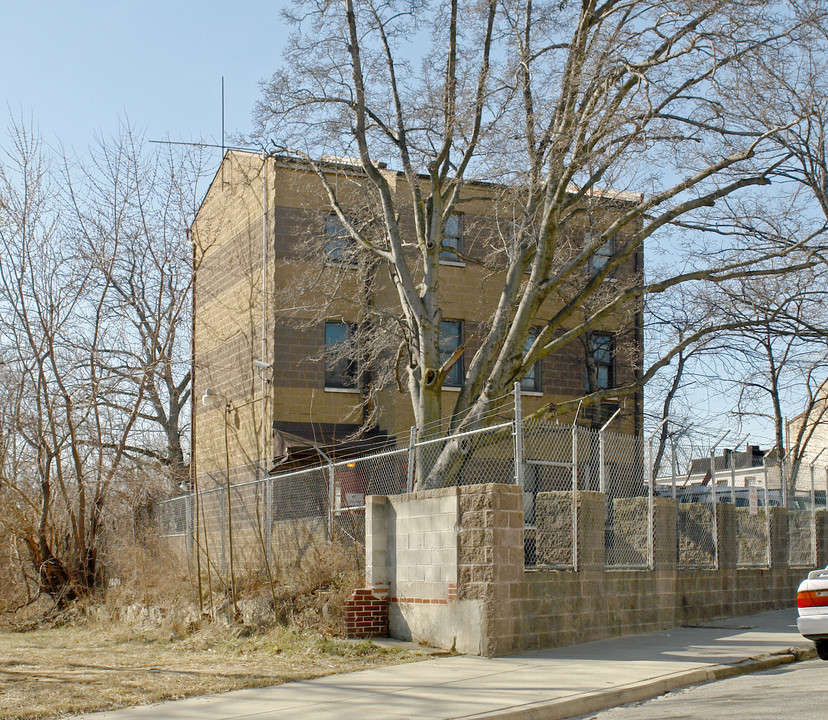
256, 0, 826, 487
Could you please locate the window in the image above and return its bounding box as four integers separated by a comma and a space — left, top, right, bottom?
439, 320, 463, 387
324, 322, 358, 389
587, 232, 614, 276
520, 327, 542, 393
324, 213, 354, 263
590, 333, 614, 390
441, 213, 463, 262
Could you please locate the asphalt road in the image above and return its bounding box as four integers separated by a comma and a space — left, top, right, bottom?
576, 657, 828, 720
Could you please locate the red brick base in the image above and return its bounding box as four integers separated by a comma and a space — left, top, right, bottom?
343, 588, 389, 638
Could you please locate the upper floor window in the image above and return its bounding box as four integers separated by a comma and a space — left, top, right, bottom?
587, 232, 614, 276
590, 332, 614, 390
324, 213, 354, 264
439, 320, 463, 387
325, 321, 358, 389
521, 327, 542, 393
441, 213, 463, 263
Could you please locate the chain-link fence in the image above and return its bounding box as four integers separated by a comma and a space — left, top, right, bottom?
604, 431, 648, 568
153, 389, 828, 577
522, 422, 577, 569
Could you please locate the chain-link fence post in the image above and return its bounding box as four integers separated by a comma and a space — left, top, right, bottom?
708, 430, 730, 571
219, 486, 227, 575
598, 407, 620, 495
711, 448, 719, 570
514, 382, 524, 490
671, 442, 677, 500
407, 426, 417, 493
264, 466, 272, 565
811, 458, 820, 567
328, 461, 336, 541
645, 419, 666, 571
185, 491, 193, 561
572, 424, 579, 572
647, 436, 654, 570
763, 452, 772, 568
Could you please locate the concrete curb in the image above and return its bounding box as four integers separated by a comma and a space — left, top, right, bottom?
459, 644, 817, 720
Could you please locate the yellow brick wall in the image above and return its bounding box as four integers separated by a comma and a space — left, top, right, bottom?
192, 152, 642, 477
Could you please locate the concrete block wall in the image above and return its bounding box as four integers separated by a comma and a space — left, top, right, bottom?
366, 487, 487, 653
364, 482, 812, 657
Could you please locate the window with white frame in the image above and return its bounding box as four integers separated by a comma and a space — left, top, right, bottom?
587, 232, 614, 276
441, 213, 463, 262
521, 327, 542, 392
324, 212, 355, 263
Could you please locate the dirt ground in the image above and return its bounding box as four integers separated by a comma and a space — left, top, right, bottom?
0, 622, 425, 720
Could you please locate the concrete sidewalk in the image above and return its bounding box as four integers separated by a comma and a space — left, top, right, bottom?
69, 608, 813, 720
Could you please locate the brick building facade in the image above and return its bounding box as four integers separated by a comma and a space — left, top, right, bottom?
191, 150, 643, 480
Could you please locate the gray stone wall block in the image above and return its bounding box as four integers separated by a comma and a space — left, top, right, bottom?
678, 503, 715, 566
735, 508, 768, 566
716, 502, 737, 569
535, 491, 574, 566
769, 507, 788, 569
609, 496, 648, 566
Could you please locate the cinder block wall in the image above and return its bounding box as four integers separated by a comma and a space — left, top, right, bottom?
365, 483, 811, 657
366, 488, 485, 653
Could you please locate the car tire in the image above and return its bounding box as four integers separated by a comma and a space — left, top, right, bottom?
815, 640, 828, 661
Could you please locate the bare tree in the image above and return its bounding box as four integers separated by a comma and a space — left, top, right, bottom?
65, 126, 205, 487
646, 257, 828, 488
718, 271, 828, 490
0, 120, 203, 605
645, 22, 828, 481
0, 122, 147, 603
255, 0, 826, 488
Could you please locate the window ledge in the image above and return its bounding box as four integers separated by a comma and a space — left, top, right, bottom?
324, 386, 361, 394
519, 390, 544, 397
442, 386, 461, 392
439, 260, 466, 268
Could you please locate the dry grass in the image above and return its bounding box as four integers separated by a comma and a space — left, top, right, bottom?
0, 618, 425, 720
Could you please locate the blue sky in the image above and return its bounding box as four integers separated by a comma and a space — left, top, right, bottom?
0, 2, 786, 450
1, 1, 289, 155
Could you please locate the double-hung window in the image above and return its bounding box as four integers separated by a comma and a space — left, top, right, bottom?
324, 212, 354, 264
587, 232, 614, 276
520, 327, 542, 393
590, 333, 614, 390
439, 320, 463, 387
324, 321, 358, 389
441, 213, 463, 263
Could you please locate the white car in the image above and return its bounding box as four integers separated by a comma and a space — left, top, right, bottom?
797, 567, 828, 660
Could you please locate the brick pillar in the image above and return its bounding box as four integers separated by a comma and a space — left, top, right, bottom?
577, 491, 606, 570
715, 502, 737, 569
457, 484, 523, 657
653, 497, 677, 569
816, 510, 828, 567
343, 588, 389, 638
768, 506, 789, 569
